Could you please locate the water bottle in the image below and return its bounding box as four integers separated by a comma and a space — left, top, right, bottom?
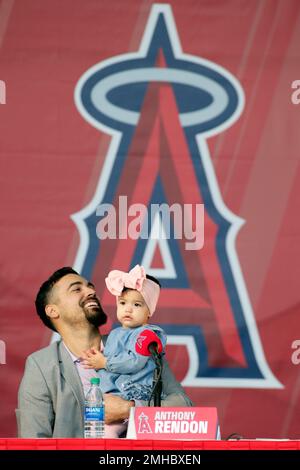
84, 377, 105, 438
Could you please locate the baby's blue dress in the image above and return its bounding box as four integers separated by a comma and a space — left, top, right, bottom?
98, 324, 166, 401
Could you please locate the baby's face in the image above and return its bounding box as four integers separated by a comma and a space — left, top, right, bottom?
116, 289, 150, 328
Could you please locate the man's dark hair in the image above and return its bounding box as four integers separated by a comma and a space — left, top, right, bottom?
35, 267, 78, 332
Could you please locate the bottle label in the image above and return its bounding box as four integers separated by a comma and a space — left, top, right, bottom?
84, 406, 104, 421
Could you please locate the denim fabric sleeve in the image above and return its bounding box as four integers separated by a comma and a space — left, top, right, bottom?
106, 350, 149, 374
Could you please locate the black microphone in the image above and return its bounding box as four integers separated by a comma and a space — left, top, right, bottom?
135, 329, 163, 360
135, 330, 164, 407
148, 341, 160, 360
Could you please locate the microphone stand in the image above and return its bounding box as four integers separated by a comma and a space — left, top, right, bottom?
152, 352, 163, 407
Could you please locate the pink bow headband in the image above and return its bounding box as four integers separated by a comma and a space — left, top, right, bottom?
105, 265, 160, 316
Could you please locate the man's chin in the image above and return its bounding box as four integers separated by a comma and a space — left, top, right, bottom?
84, 307, 107, 327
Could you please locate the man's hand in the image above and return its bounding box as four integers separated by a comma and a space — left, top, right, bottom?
103, 394, 134, 424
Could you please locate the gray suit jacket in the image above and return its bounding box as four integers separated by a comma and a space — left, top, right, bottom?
16, 340, 193, 437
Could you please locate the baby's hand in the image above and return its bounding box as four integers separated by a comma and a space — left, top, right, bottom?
81, 348, 107, 370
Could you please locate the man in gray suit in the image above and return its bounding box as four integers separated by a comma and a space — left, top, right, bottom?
17, 267, 192, 437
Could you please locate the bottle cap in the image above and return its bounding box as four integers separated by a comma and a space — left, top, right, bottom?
90, 377, 100, 385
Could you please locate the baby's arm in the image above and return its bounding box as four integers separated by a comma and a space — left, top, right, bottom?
81, 348, 107, 370
105, 350, 148, 374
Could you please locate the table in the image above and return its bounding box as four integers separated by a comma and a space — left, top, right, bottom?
1, 439, 300, 450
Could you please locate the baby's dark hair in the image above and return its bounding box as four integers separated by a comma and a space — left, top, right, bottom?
146, 273, 161, 288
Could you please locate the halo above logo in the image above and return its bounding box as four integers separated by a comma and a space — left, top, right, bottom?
75, 5, 243, 136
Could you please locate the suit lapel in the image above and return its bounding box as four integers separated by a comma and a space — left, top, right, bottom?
58, 341, 85, 414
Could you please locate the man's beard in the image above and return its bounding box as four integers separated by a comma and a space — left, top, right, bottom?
83, 304, 107, 327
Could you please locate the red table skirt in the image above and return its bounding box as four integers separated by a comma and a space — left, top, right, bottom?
1, 439, 300, 450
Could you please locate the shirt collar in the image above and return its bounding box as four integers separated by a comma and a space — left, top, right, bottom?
63, 342, 80, 363
62, 340, 104, 363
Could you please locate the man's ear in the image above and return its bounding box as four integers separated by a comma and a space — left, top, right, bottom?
45, 304, 59, 320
